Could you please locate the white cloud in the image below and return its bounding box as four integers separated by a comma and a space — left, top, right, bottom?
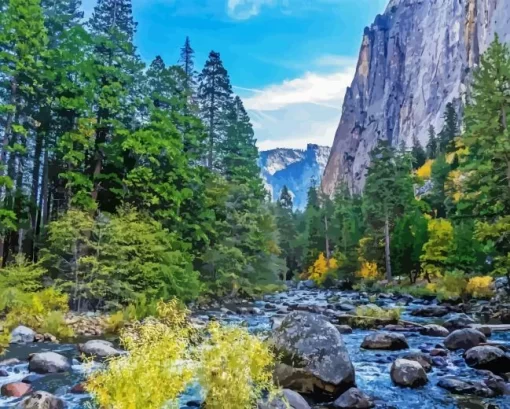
238, 66, 355, 111
227, 0, 275, 20
235, 59, 356, 150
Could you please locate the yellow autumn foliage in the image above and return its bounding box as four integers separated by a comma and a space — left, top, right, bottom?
421, 219, 453, 278
466, 276, 494, 299
198, 322, 275, 409
416, 159, 434, 179
86, 319, 193, 409
307, 253, 339, 285
356, 261, 379, 280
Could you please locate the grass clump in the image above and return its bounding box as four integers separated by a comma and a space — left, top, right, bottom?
198, 322, 275, 409
352, 304, 402, 328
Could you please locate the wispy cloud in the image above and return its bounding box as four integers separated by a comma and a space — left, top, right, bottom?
227, 0, 275, 20
235, 58, 356, 150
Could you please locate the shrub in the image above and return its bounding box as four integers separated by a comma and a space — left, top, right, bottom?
0, 325, 8, 356
356, 261, 379, 280
87, 320, 192, 409
0, 255, 46, 293
466, 276, 494, 299
352, 304, 402, 328
39, 311, 74, 339
307, 253, 339, 286
198, 323, 275, 409
435, 270, 467, 300
416, 159, 434, 179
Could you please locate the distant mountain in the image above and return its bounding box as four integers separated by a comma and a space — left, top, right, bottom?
259, 144, 331, 210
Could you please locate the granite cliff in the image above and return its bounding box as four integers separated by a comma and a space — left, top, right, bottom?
322, 0, 510, 194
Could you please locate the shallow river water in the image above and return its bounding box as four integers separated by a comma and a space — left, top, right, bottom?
0, 289, 509, 409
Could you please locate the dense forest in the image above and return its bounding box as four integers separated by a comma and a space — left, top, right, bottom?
0, 0, 509, 320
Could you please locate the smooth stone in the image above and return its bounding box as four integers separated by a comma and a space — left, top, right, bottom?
361, 332, 409, 351
390, 359, 428, 387
333, 387, 375, 408
78, 340, 122, 360
443, 314, 476, 331
401, 352, 433, 372
437, 377, 496, 397
258, 389, 311, 409
28, 352, 71, 374
10, 326, 36, 344
336, 325, 353, 334
444, 328, 487, 351
465, 346, 510, 374
420, 324, 450, 337
17, 391, 65, 409
411, 306, 449, 317
1, 382, 32, 397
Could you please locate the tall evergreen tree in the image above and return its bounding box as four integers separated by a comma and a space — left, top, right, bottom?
275, 186, 298, 279
198, 51, 233, 170
426, 125, 438, 159
179, 36, 196, 97
411, 135, 427, 169
438, 102, 459, 154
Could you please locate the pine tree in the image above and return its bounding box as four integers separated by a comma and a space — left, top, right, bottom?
198, 51, 233, 170
426, 125, 438, 159
427, 154, 451, 218
179, 36, 196, 97
411, 135, 427, 170
303, 181, 325, 268
363, 140, 415, 280
275, 186, 298, 279
438, 103, 459, 154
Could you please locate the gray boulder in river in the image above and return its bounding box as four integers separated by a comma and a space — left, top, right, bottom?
10, 326, 36, 344
258, 389, 311, 409
437, 377, 496, 398
361, 332, 409, 351
464, 346, 510, 374
444, 328, 486, 351
271, 311, 355, 398
17, 391, 65, 409
28, 352, 71, 374
390, 359, 428, 388
443, 314, 476, 331
419, 324, 449, 338
78, 340, 122, 361
333, 387, 374, 408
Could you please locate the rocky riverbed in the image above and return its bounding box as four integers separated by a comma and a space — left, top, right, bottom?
0, 287, 509, 408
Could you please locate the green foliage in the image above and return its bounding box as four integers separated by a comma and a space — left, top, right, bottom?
421, 219, 453, 278
0, 254, 46, 292
198, 322, 275, 409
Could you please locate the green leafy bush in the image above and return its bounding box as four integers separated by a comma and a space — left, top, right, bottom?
352, 304, 402, 328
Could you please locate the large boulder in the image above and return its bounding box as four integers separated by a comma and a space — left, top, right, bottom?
361, 332, 409, 351
258, 389, 311, 409
28, 352, 71, 374
10, 326, 36, 344
464, 346, 510, 374
390, 359, 428, 387
272, 311, 355, 398
1, 382, 32, 397
419, 324, 449, 338
17, 391, 65, 409
443, 314, 476, 331
444, 329, 486, 351
333, 388, 375, 408
437, 377, 496, 398
401, 352, 433, 373
78, 340, 122, 360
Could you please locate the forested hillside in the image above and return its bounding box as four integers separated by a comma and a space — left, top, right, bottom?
0, 0, 284, 311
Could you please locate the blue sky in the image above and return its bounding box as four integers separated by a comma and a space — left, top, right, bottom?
82, 0, 389, 150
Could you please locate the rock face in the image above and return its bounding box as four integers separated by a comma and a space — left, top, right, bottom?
361, 332, 409, 350
10, 326, 36, 344
322, 0, 510, 194
28, 352, 71, 374
333, 388, 375, 409
272, 311, 355, 398
464, 346, 510, 373
444, 328, 486, 351
390, 359, 428, 387
259, 144, 330, 210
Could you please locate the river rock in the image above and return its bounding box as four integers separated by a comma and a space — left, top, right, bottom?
361, 332, 409, 350
258, 389, 311, 409
333, 387, 375, 408
444, 329, 486, 351
272, 311, 355, 398
1, 382, 32, 397
464, 346, 510, 374
437, 377, 496, 397
0, 369, 8, 376
297, 280, 316, 290
10, 326, 36, 344
411, 306, 449, 317
419, 324, 449, 337
443, 314, 476, 331
390, 359, 428, 387
28, 352, 71, 374
401, 352, 433, 372
78, 340, 122, 360
336, 325, 353, 334
0, 358, 20, 366
18, 391, 65, 409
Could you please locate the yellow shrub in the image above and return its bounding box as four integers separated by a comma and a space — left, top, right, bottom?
466, 276, 494, 299
307, 253, 339, 285
156, 299, 189, 328
357, 262, 379, 280
416, 159, 434, 179
87, 320, 192, 409
198, 323, 275, 409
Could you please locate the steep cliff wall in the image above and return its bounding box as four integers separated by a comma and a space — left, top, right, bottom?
322, 0, 510, 195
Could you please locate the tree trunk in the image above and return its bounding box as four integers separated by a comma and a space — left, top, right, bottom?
41, 147, 50, 226
384, 214, 392, 281
324, 214, 330, 260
